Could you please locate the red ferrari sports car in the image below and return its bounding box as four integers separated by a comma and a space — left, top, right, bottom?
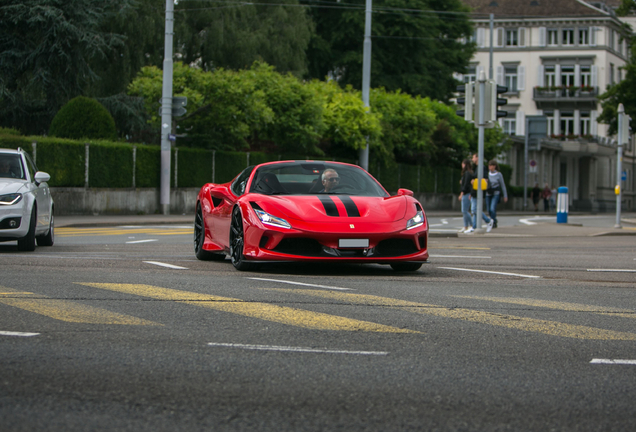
194, 161, 428, 271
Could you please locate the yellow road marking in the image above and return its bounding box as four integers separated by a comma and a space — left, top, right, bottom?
0, 286, 158, 325
454, 296, 636, 319
261, 288, 636, 341
76, 283, 418, 334
429, 247, 491, 250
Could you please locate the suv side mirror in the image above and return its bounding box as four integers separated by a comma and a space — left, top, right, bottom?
34, 171, 51, 185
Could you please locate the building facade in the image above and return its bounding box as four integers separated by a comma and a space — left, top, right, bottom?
461, 0, 635, 211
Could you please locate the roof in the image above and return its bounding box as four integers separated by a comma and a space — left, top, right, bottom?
462, 0, 614, 19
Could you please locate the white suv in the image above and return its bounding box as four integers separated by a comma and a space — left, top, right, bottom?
0, 148, 54, 250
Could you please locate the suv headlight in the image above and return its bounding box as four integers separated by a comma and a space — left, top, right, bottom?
254, 209, 291, 229
0, 193, 22, 206
406, 210, 424, 230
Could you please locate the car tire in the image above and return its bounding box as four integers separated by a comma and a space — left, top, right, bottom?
229, 206, 257, 271
390, 262, 422, 272
194, 204, 225, 261
36, 212, 54, 246
17, 208, 37, 252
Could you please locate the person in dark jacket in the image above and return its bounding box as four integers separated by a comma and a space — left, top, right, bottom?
485, 160, 508, 228
458, 159, 475, 233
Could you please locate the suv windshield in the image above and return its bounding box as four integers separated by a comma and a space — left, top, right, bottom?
0, 154, 25, 180
249, 162, 388, 197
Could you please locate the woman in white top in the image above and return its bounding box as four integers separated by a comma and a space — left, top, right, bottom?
485, 160, 508, 229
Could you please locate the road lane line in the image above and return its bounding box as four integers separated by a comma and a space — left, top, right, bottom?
247, 277, 353, 291
429, 247, 491, 250
0, 287, 158, 325
261, 288, 636, 341
453, 296, 636, 319
587, 269, 636, 273
0, 331, 40, 337
438, 267, 541, 278
143, 261, 188, 270
207, 343, 388, 356
590, 359, 636, 365
76, 283, 418, 334
126, 239, 158, 244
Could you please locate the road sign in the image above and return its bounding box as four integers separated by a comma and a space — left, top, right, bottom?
622, 171, 627, 181
529, 159, 537, 173
169, 134, 176, 142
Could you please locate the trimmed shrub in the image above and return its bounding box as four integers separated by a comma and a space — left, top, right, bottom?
135, 145, 161, 188
49, 96, 117, 141
88, 142, 133, 188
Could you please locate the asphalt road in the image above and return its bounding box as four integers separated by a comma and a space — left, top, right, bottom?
1, 221, 635, 431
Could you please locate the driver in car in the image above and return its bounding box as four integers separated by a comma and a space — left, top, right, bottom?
321, 168, 340, 193
0, 158, 16, 178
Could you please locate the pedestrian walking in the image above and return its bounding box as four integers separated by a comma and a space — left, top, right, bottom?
458, 159, 474, 233
531, 183, 541, 211
550, 185, 557, 211
471, 153, 494, 232
541, 183, 551, 212
485, 160, 508, 229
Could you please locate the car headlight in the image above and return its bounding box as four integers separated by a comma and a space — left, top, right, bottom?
0, 193, 22, 206
406, 210, 424, 230
254, 209, 291, 229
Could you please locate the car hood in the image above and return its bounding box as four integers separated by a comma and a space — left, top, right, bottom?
0, 179, 27, 195
250, 194, 409, 222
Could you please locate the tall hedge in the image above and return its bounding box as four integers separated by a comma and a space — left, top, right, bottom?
49, 96, 117, 141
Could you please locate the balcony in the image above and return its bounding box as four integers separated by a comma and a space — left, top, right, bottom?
533, 86, 598, 102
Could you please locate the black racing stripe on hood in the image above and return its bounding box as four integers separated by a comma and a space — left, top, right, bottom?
317, 196, 339, 217
338, 196, 360, 217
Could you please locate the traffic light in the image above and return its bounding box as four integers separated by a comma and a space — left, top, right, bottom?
488, 82, 508, 121
456, 83, 473, 122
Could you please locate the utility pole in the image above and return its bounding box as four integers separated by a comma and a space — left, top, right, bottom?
615, 103, 627, 228
359, 0, 372, 171
160, 0, 174, 215
475, 70, 487, 232
489, 14, 494, 80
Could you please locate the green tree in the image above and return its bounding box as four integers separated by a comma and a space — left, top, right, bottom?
597, 0, 636, 134
174, 0, 314, 76
0, 0, 134, 134
306, 0, 475, 101
49, 96, 117, 141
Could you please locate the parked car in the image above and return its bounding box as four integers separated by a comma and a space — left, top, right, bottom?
0, 148, 54, 251
194, 160, 428, 271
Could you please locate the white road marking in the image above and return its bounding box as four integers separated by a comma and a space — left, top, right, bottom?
438, 267, 541, 279
441, 219, 449, 225
126, 239, 158, 244
519, 217, 540, 225
247, 277, 353, 291
430, 255, 491, 259
207, 342, 388, 356
0, 331, 40, 337
587, 269, 636, 273
590, 358, 636, 365
143, 261, 188, 270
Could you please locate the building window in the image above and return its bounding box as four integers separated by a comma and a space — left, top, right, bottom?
547, 29, 559, 46
545, 111, 555, 135
504, 66, 518, 91
560, 112, 575, 136
580, 66, 591, 87
580, 112, 591, 135
506, 29, 518, 47
610, 63, 615, 85
561, 66, 575, 87
544, 66, 556, 87
579, 28, 589, 46
464, 66, 476, 83
503, 119, 516, 135
545, 66, 556, 87
562, 29, 575, 46
609, 29, 615, 50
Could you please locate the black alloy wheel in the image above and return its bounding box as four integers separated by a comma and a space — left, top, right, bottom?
194, 204, 224, 261
229, 207, 257, 271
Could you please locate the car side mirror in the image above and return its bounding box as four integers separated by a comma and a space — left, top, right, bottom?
34, 171, 50, 185
397, 188, 413, 197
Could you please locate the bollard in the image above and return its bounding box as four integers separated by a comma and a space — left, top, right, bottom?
556, 186, 568, 224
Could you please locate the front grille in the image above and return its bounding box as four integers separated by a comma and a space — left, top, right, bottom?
273, 238, 323, 256
374, 238, 418, 257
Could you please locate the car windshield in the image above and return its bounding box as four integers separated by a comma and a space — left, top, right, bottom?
0, 154, 25, 180
249, 162, 389, 197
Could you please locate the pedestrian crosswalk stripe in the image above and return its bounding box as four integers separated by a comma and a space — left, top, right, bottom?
76, 283, 418, 333
260, 288, 636, 341
0, 287, 159, 326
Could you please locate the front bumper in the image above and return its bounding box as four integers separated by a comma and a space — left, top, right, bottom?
0, 204, 29, 241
